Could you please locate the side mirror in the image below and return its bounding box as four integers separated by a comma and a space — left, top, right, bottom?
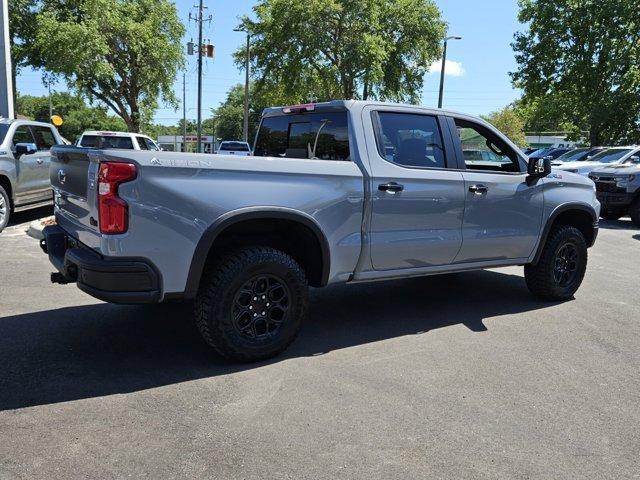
527, 156, 551, 179
629, 155, 640, 164
14, 142, 38, 157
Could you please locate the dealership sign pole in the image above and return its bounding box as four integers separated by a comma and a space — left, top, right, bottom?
0, 0, 14, 119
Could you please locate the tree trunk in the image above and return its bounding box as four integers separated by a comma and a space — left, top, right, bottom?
129, 110, 140, 133
589, 127, 600, 147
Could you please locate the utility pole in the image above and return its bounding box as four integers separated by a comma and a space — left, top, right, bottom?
48, 82, 53, 119
182, 73, 187, 152
243, 33, 250, 143
196, 0, 204, 153
0, 0, 14, 119
438, 35, 462, 109
234, 28, 250, 143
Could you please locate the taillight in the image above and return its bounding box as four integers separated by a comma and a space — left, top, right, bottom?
97, 162, 137, 234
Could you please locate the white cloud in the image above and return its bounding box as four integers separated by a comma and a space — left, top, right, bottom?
429, 59, 465, 77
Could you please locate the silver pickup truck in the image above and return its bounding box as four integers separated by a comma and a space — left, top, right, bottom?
42, 101, 600, 361
0, 119, 64, 232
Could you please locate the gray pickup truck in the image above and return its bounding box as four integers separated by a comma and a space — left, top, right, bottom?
0, 119, 65, 232
42, 101, 600, 361
589, 151, 640, 225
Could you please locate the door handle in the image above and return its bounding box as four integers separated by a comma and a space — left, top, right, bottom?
378, 182, 404, 193
468, 184, 488, 194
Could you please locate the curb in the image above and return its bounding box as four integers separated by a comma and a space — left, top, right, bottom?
26, 216, 55, 241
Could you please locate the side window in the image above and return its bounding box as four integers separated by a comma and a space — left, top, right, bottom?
454, 119, 521, 173
12, 126, 35, 146
373, 112, 446, 169
31, 126, 57, 151
253, 112, 350, 160
144, 138, 159, 151
136, 136, 149, 150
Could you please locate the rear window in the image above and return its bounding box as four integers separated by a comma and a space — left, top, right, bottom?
80, 135, 134, 149
220, 142, 250, 151
254, 112, 350, 160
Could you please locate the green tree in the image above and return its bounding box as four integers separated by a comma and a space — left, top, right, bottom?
237, 0, 446, 104
481, 106, 528, 147
16, 92, 127, 141
512, 0, 640, 146
211, 84, 264, 141
22, 0, 184, 132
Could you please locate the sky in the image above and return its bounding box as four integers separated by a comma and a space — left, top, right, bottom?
15, 0, 523, 126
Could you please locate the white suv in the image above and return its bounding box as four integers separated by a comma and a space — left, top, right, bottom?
215, 141, 252, 156
76, 131, 160, 151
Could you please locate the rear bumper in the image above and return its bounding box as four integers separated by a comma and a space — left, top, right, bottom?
41, 225, 162, 304
596, 191, 635, 208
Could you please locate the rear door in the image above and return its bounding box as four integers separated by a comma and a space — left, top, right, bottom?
363, 106, 465, 270
449, 117, 544, 262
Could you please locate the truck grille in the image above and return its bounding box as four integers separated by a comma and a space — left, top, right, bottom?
594, 181, 624, 193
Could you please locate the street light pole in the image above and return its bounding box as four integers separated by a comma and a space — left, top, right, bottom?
234, 28, 251, 143
437, 35, 461, 109
0, 0, 14, 119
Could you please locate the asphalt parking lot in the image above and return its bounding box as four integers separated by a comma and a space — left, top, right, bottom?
1, 208, 639, 479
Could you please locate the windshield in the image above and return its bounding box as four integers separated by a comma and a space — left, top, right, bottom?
555, 148, 589, 162
0, 124, 9, 144
220, 142, 250, 151
529, 148, 552, 157
588, 148, 633, 164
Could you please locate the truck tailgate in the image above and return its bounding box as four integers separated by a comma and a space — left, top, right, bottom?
50, 146, 100, 238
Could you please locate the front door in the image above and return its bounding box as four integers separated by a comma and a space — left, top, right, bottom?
449, 117, 544, 263
364, 107, 465, 270
29, 125, 58, 201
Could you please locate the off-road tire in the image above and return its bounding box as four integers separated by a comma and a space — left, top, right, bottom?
525, 226, 588, 301
600, 210, 624, 221
630, 198, 640, 227
195, 247, 309, 362
0, 185, 10, 233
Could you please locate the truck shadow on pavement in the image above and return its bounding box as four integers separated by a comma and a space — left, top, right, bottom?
6, 206, 54, 228
598, 218, 639, 231
0, 270, 556, 411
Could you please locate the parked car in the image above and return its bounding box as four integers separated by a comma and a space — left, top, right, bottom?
76, 131, 160, 151
551, 147, 606, 166
42, 100, 599, 361
0, 119, 64, 232
527, 147, 553, 158
215, 141, 252, 156
530, 147, 573, 160
555, 146, 640, 176
589, 153, 640, 224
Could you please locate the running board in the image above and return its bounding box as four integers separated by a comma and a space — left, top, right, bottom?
13, 199, 54, 213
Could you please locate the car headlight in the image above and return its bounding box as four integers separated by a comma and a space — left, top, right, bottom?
616, 174, 636, 187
